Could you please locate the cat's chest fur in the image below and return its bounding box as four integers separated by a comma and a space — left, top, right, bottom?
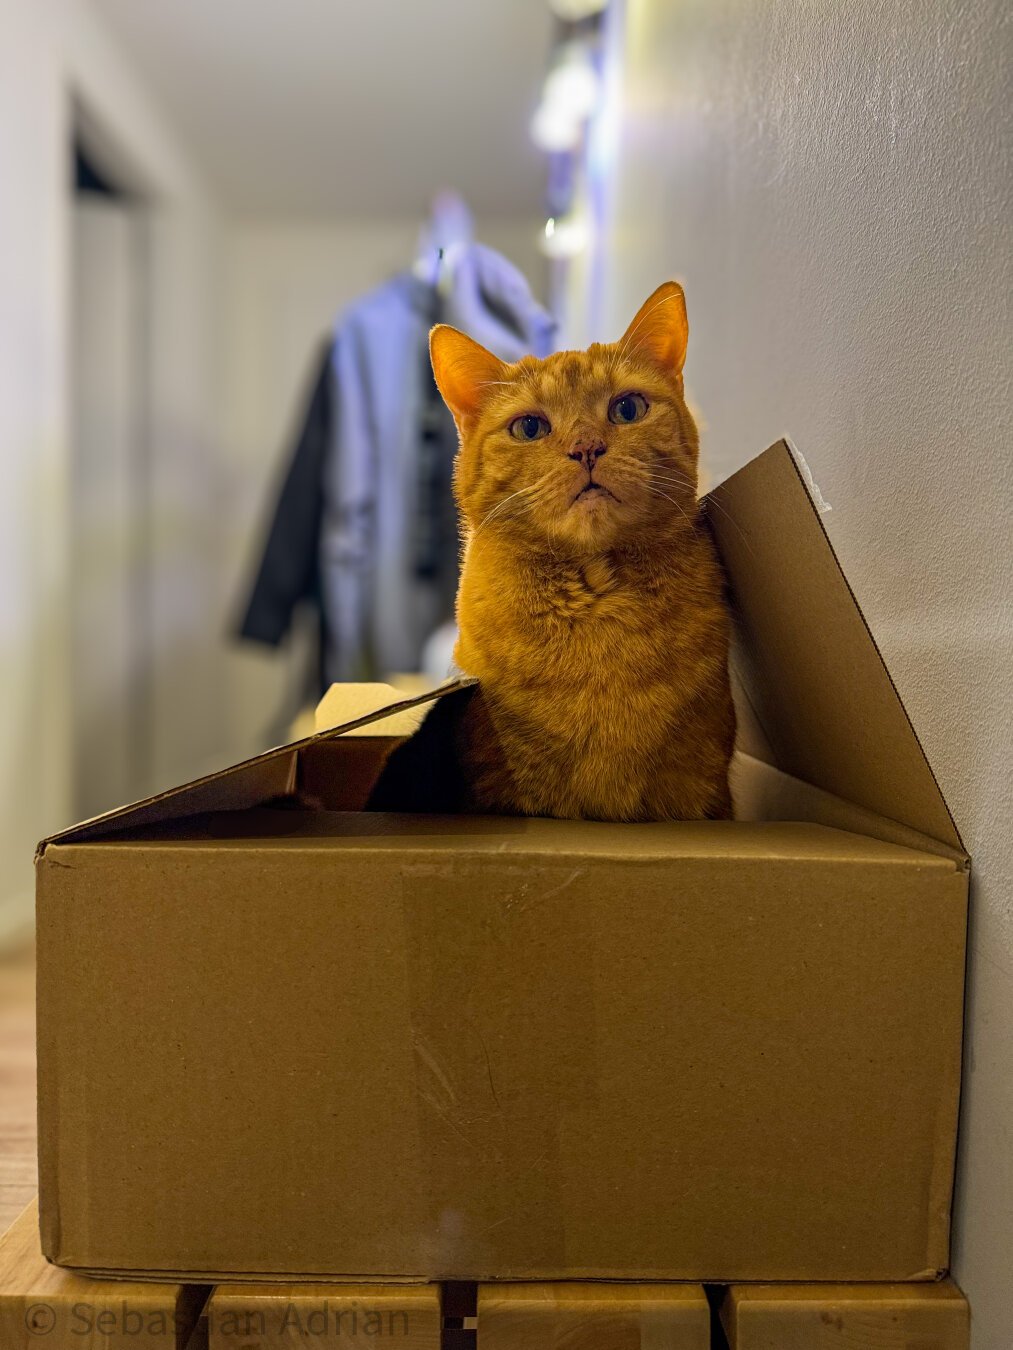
453, 530, 733, 821
460, 546, 686, 679
457, 550, 685, 801
533, 555, 625, 624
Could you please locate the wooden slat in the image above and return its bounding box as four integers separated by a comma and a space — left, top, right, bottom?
206, 1282, 441, 1348
477, 1281, 711, 1348
0, 1199, 205, 1349
720, 1281, 970, 1349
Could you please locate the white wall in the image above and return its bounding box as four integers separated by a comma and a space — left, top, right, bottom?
222, 216, 545, 756
63, 2, 231, 799
0, 3, 71, 940
0, 0, 228, 939
591, 1, 1010, 1343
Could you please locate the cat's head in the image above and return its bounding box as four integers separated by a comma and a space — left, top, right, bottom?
431, 281, 699, 554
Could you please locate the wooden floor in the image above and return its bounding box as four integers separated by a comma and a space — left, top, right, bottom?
0, 941, 37, 1234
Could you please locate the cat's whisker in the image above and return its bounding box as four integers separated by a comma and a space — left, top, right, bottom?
637, 470, 742, 537
648, 489, 695, 503
642, 488, 691, 513
647, 461, 693, 476
641, 459, 693, 476
638, 482, 693, 525
644, 464, 695, 482
644, 472, 695, 489
472, 475, 552, 539
639, 470, 695, 492
643, 478, 747, 547
639, 482, 682, 504
662, 487, 738, 529
642, 476, 698, 497
697, 494, 735, 521
474, 489, 534, 536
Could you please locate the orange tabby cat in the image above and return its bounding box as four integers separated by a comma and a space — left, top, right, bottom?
429, 279, 740, 815
426, 280, 735, 822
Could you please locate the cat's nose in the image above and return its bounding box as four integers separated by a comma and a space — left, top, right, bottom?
567, 441, 607, 469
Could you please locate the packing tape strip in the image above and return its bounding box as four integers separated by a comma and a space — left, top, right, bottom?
401, 856, 599, 1275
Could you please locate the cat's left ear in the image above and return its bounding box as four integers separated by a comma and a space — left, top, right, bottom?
619, 281, 688, 386
430, 324, 506, 426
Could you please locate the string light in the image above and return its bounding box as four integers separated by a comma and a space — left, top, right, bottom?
530, 41, 601, 152
539, 212, 589, 258
531, 100, 583, 152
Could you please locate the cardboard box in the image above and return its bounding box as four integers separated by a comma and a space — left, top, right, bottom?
719, 1280, 970, 1349
35, 440, 968, 1283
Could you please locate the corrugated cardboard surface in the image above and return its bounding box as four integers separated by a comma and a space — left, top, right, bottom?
707, 444, 962, 850
37, 813, 966, 1282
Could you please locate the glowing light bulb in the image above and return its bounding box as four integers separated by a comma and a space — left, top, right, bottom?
530, 101, 583, 152
530, 42, 601, 152
544, 57, 600, 120
539, 212, 589, 259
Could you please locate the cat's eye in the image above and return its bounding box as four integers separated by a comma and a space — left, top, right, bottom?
509, 413, 551, 442
609, 392, 649, 424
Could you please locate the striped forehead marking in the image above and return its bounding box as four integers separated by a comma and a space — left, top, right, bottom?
510, 346, 624, 406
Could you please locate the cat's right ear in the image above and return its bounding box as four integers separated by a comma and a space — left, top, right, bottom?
430, 325, 506, 425
619, 281, 689, 385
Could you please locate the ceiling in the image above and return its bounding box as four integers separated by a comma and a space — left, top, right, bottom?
90, 0, 556, 219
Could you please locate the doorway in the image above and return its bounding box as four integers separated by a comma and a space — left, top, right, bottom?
68, 137, 151, 822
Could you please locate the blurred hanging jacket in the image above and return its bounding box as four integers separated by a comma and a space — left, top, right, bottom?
238, 242, 554, 687
236, 340, 332, 655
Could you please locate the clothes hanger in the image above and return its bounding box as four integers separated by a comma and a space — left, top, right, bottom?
412, 190, 474, 296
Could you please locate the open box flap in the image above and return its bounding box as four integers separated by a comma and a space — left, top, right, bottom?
706, 441, 963, 852
36, 677, 476, 853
